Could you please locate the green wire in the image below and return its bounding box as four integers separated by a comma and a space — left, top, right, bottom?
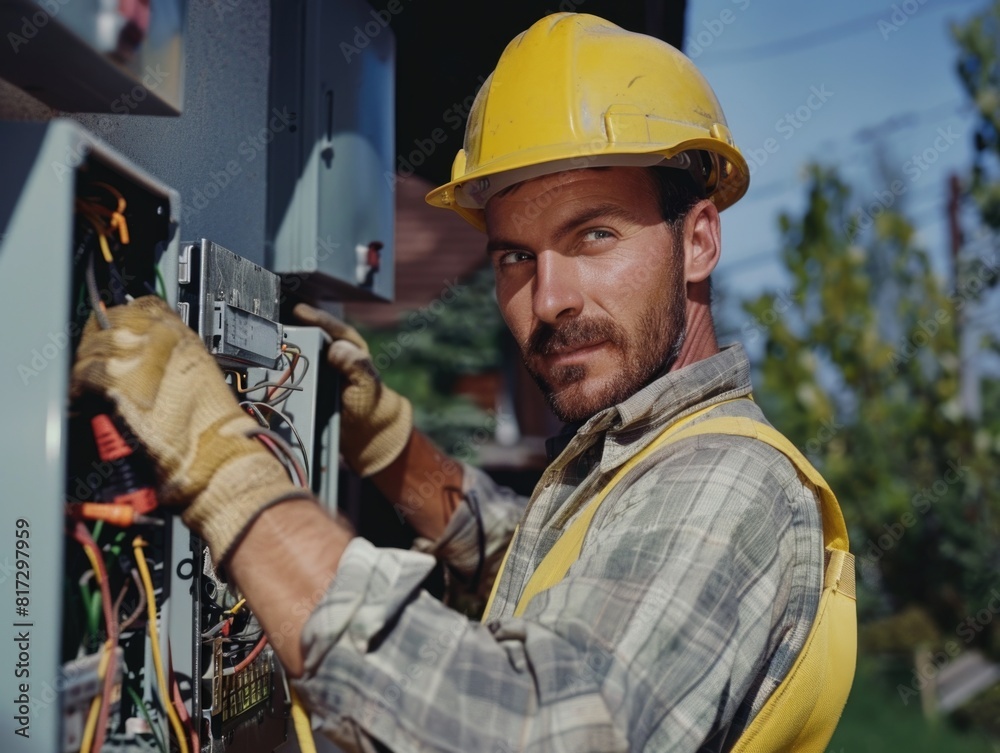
92, 520, 104, 545
78, 581, 100, 638
125, 685, 168, 753
155, 266, 167, 300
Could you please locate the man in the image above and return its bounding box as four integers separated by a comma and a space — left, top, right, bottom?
71, 13, 852, 753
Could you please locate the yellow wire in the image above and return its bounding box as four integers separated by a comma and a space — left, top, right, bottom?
289, 686, 318, 753
77, 207, 115, 264
132, 537, 190, 753
79, 696, 101, 753
79, 544, 103, 585
78, 641, 113, 753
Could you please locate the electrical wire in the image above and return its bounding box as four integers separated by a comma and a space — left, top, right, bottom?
289, 686, 318, 753
70, 521, 117, 753
221, 634, 269, 676
124, 685, 168, 753
119, 569, 147, 633
86, 250, 112, 330
268, 351, 311, 408
248, 426, 309, 487
170, 660, 200, 753
240, 401, 311, 481
78, 571, 102, 641
698, 0, 982, 66
230, 373, 304, 396
263, 347, 300, 402
78, 661, 106, 753
155, 267, 168, 300
132, 537, 190, 753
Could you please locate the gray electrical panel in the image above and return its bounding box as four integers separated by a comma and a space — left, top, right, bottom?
267, 0, 395, 304
0, 118, 181, 752
0, 0, 186, 114
0, 122, 342, 753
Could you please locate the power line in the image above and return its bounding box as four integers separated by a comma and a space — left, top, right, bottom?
697, 0, 984, 66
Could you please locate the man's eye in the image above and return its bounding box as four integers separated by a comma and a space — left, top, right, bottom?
497, 250, 533, 266
582, 229, 615, 242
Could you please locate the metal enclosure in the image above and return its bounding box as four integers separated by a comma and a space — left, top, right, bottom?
0, 0, 186, 114
268, 0, 396, 304
0, 119, 181, 751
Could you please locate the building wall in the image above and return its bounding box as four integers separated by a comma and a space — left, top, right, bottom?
0, 0, 273, 259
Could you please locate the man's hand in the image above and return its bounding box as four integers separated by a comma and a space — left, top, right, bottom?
70, 296, 306, 564
292, 303, 413, 477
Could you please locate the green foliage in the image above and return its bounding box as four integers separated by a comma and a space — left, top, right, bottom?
740, 161, 1000, 658
828, 656, 996, 752
350, 264, 506, 458
953, 1, 1000, 229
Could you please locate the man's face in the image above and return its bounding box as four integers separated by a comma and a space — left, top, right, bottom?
485, 167, 688, 423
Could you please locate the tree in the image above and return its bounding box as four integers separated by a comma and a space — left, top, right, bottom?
351, 263, 508, 460
738, 158, 1000, 649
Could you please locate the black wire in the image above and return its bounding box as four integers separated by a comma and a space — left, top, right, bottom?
467, 489, 486, 593
698, 0, 982, 65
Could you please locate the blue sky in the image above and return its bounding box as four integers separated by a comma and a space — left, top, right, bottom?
684, 0, 988, 314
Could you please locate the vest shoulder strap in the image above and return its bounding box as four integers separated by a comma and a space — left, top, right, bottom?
480, 399, 856, 753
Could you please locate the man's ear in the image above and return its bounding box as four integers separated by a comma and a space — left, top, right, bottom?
682, 199, 722, 284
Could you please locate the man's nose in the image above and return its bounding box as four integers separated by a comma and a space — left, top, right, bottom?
532, 251, 583, 324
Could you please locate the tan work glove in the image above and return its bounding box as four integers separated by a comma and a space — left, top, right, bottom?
70, 296, 307, 564
292, 303, 413, 477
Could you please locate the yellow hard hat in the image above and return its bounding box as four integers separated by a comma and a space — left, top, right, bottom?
424, 12, 750, 232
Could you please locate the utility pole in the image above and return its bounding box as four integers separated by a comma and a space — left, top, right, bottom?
949, 172, 981, 421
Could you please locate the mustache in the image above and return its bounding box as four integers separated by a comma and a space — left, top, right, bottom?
527, 317, 626, 356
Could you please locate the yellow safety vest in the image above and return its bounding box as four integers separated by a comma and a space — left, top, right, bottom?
482, 400, 857, 752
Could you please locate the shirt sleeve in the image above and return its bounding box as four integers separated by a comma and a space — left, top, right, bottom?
290, 438, 821, 753
413, 462, 529, 605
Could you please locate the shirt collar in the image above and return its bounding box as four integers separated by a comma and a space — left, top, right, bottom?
543, 342, 754, 469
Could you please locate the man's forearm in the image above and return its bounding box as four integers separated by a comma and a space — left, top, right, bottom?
224, 430, 463, 676
368, 428, 465, 541
226, 499, 349, 677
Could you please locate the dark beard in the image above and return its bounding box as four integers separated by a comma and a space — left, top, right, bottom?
520, 293, 687, 423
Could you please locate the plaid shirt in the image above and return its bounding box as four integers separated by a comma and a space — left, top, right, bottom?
293, 343, 824, 752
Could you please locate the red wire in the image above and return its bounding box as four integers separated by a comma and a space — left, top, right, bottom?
231, 635, 269, 674
71, 521, 118, 753
171, 661, 200, 753
254, 432, 307, 487
264, 350, 299, 402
